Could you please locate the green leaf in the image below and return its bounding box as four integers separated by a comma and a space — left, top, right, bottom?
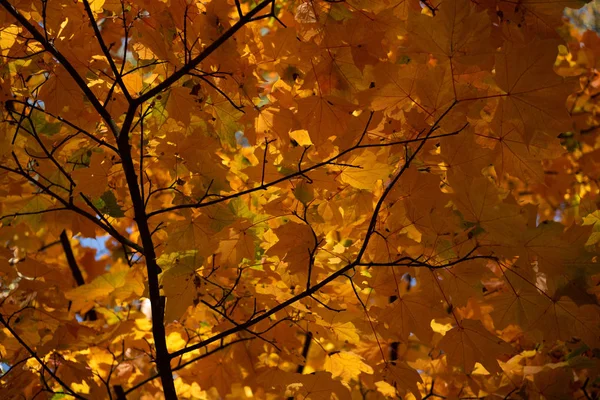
293, 180, 314, 205
95, 190, 125, 218
31, 109, 62, 136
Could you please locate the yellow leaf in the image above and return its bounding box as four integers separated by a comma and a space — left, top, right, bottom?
324, 351, 373, 383
340, 150, 392, 190
122, 72, 143, 95
65, 270, 128, 313
158, 251, 203, 322
315, 319, 360, 345
0, 25, 19, 56
88, 0, 105, 12
290, 129, 313, 146
166, 86, 201, 125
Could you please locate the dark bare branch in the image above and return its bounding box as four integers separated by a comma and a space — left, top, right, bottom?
0, 314, 87, 400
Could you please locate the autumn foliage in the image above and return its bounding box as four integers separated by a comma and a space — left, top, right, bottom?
1, 0, 600, 398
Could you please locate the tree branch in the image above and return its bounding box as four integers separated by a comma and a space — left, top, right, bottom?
0, 0, 122, 138
5, 100, 118, 154
81, 0, 132, 102
0, 207, 69, 222
169, 102, 462, 360
133, 0, 274, 105
0, 161, 142, 253
115, 104, 177, 397
59, 230, 98, 321
0, 314, 86, 400
147, 117, 466, 218
123, 338, 253, 395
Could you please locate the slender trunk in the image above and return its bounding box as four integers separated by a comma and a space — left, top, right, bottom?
117, 132, 177, 399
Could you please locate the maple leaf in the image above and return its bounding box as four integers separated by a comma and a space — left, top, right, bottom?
286, 371, 351, 400
312, 309, 361, 345
372, 286, 444, 344
70, 153, 113, 198
165, 86, 203, 126
474, 106, 565, 183
406, 0, 493, 70
268, 220, 317, 277
324, 351, 373, 383
65, 265, 144, 314
492, 39, 576, 144
158, 251, 203, 322
339, 149, 393, 190
161, 210, 222, 258
361, 63, 422, 118
294, 96, 355, 147
438, 319, 513, 374
38, 69, 88, 116
215, 224, 257, 267
381, 361, 424, 400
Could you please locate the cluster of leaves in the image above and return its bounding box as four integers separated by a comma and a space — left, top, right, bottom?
0, 0, 599, 399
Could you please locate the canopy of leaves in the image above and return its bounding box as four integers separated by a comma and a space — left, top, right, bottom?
0, 0, 599, 399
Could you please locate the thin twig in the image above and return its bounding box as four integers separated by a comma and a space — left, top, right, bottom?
0, 314, 86, 400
